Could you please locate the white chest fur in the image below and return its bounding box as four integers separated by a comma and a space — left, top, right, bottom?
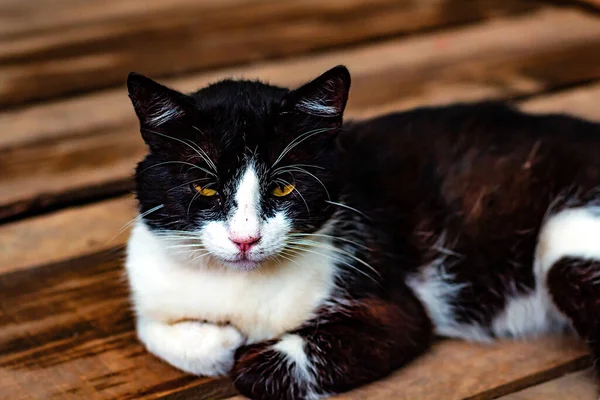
126, 222, 338, 343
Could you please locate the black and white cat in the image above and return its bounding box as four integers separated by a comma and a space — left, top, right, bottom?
125, 65, 600, 400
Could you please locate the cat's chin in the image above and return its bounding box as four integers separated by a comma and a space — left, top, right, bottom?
221, 258, 261, 271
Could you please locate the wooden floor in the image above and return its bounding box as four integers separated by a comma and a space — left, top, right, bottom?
1, 0, 600, 398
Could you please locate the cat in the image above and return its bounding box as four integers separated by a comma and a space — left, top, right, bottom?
125, 65, 600, 400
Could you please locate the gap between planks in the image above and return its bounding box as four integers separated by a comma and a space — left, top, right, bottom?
497, 369, 598, 400
1, 7, 600, 221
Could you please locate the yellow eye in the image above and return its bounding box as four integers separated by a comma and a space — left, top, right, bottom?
192, 183, 217, 197
272, 183, 295, 197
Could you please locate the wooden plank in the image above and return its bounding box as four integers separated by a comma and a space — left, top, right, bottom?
520, 83, 600, 121
0, 254, 237, 400
0, 197, 135, 274
2, 8, 600, 220
3, 7, 599, 151
332, 338, 588, 400
497, 369, 596, 400
0, 0, 539, 107
0, 126, 141, 220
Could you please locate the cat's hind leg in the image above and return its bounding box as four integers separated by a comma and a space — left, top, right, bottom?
537, 207, 600, 369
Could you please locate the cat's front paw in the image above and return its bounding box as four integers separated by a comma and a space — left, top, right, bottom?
231, 334, 323, 400
137, 319, 246, 376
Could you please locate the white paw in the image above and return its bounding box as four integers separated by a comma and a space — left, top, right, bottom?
137, 318, 246, 376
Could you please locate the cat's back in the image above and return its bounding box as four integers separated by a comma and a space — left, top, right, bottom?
339, 101, 600, 223
341, 101, 600, 172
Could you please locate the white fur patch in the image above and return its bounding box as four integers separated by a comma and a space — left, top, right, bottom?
407, 256, 492, 342
491, 206, 600, 339
491, 290, 567, 338
272, 334, 322, 399
521, 206, 600, 337
273, 334, 313, 380
535, 207, 600, 275
229, 164, 261, 240
136, 318, 245, 376
126, 221, 338, 345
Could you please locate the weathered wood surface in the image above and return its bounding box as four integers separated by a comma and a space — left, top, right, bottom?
2, 8, 600, 220
0, 197, 135, 274
3, 7, 599, 150
0, 0, 540, 107
0, 254, 236, 400
498, 369, 597, 400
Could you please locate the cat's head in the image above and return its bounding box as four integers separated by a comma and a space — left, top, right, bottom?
128, 66, 350, 270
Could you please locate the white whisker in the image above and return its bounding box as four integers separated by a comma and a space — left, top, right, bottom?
271, 127, 334, 168
166, 177, 212, 193
143, 128, 217, 174
325, 200, 370, 220
278, 166, 330, 200
287, 239, 380, 277
138, 160, 216, 177
275, 177, 311, 216
288, 232, 369, 250
284, 244, 380, 285
108, 204, 164, 244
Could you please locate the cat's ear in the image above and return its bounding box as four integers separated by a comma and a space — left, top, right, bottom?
284, 65, 350, 119
127, 72, 193, 128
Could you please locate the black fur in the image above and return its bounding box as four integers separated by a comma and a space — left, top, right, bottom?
128, 66, 600, 399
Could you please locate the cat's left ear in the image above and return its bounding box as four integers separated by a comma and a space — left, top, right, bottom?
283, 65, 351, 119
127, 72, 194, 128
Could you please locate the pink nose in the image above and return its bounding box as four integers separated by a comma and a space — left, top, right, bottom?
230, 236, 261, 253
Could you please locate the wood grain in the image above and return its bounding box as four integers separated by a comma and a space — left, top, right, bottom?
0, 126, 141, 220
498, 369, 597, 400
0, 197, 135, 274
0, 0, 540, 106
3, 7, 599, 151
2, 8, 600, 220
0, 254, 236, 400
330, 338, 589, 400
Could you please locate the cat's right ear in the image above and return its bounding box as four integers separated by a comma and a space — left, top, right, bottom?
283, 65, 351, 119
127, 72, 193, 129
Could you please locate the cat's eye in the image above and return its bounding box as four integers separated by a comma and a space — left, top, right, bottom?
272, 183, 295, 197
192, 183, 217, 197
